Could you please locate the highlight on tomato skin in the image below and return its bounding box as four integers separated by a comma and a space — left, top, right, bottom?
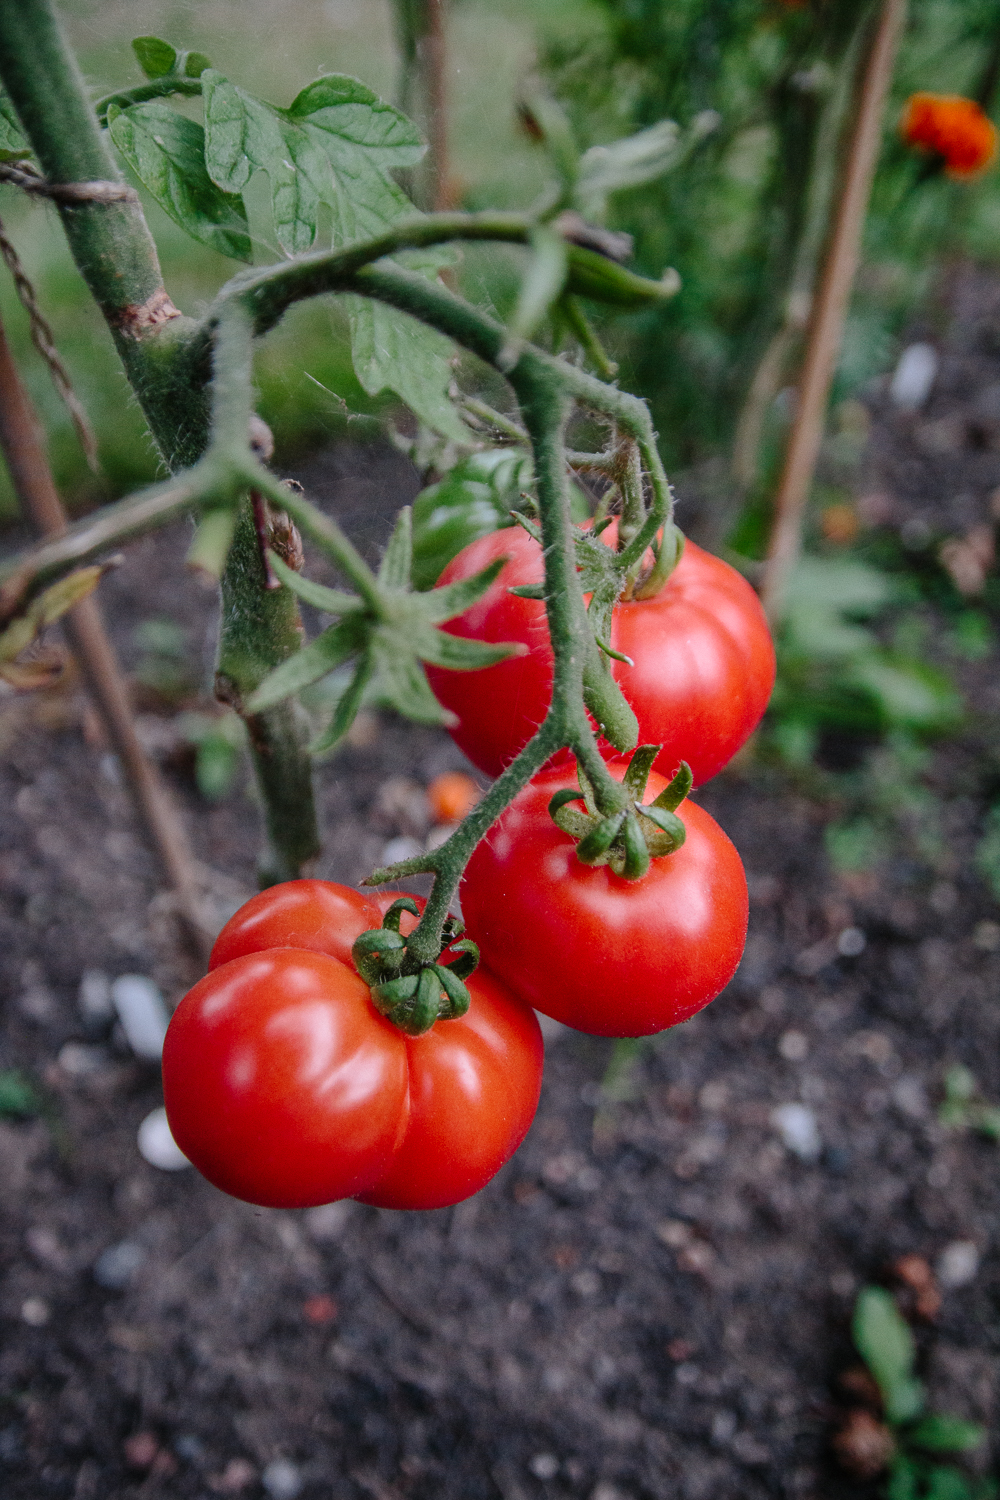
460, 759, 749, 1038
163, 949, 410, 1210
900, 93, 998, 178
424, 526, 775, 788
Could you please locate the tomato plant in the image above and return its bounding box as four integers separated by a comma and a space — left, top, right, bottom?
166, 882, 543, 1210
461, 759, 748, 1036
425, 525, 775, 786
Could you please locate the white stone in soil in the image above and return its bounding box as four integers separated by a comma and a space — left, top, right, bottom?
111, 975, 170, 1061
137, 1107, 190, 1171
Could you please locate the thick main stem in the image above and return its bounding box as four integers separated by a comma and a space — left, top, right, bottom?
0, 0, 322, 889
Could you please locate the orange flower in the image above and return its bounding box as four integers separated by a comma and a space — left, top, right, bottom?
900, 92, 997, 178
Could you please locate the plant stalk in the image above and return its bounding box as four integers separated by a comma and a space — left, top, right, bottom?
760, 0, 907, 622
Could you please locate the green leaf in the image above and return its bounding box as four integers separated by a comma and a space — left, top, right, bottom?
909, 1417, 985, 1454
107, 103, 251, 262
131, 36, 177, 80
846, 657, 961, 733
247, 615, 367, 712
346, 294, 470, 443
853, 1288, 925, 1425
411, 448, 533, 589
202, 69, 423, 255
925, 1467, 974, 1500
575, 110, 719, 220
413, 628, 519, 671
422, 556, 508, 624
0, 1069, 41, 1119
0, 90, 29, 161
267, 552, 360, 615
888, 1454, 920, 1500
310, 654, 373, 754
372, 642, 453, 725
183, 52, 212, 80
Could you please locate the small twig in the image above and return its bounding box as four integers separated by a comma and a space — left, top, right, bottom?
0, 305, 213, 963
250, 491, 280, 589
761, 0, 907, 622
0, 159, 138, 203
0, 214, 99, 470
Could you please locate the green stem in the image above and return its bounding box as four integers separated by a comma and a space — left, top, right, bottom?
0, 0, 321, 886
94, 78, 203, 127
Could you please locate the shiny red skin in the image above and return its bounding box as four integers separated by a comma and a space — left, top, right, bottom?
209, 880, 385, 970
425, 527, 776, 786
163, 949, 409, 1209
461, 761, 749, 1037
173, 884, 544, 1210
358, 968, 543, 1211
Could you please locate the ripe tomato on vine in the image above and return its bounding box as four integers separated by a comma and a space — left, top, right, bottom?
425, 526, 775, 787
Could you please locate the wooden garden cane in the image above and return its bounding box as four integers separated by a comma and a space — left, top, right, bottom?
761, 0, 908, 624
0, 309, 214, 964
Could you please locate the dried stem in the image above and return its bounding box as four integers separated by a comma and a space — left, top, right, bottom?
761, 0, 907, 622
0, 307, 213, 962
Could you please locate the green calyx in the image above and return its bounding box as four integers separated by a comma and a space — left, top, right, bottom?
351, 897, 479, 1036
549, 746, 691, 881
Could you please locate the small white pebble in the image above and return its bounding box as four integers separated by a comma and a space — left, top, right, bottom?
890, 342, 938, 410
591, 1487, 630, 1500
111, 976, 170, 1062
571, 1269, 601, 1297
711, 1410, 737, 1445
380, 835, 423, 866
778, 1029, 809, 1062
21, 1296, 50, 1326
529, 1453, 560, 1481
772, 1102, 822, 1162
57, 1042, 107, 1077
303, 1201, 354, 1241
261, 1457, 303, 1500
137, 1107, 190, 1171
838, 926, 867, 957
78, 969, 114, 1024
973, 920, 1000, 952
93, 1240, 146, 1290
937, 1240, 979, 1289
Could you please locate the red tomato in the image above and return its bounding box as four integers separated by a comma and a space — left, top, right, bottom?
209, 880, 423, 970
167, 889, 543, 1211
460, 760, 748, 1036
358, 967, 543, 1211
163, 949, 409, 1208
424, 527, 775, 786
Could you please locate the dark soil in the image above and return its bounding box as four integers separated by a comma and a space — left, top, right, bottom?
3, 293, 1000, 1500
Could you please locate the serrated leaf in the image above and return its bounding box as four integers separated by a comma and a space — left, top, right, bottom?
107, 103, 251, 261
247, 615, 367, 712
346, 294, 470, 443
268, 552, 360, 615
909, 1416, 985, 1454
853, 1288, 925, 1425
132, 36, 177, 80
0, 90, 29, 161
202, 69, 423, 255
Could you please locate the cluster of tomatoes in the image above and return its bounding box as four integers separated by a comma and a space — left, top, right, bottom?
163, 528, 775, 1214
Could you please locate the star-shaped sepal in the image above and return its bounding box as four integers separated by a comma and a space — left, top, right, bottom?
351, 897, 480, 1036
548, 746, 691, 881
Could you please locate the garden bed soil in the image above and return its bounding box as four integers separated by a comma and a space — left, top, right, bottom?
3, 271, 1000, 1500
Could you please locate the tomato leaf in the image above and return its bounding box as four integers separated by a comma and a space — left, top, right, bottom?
411, 448, 533, 590
0, 90, 29, 161
131, 36, 178, 79
267, 553, 360, 615
107, 103, 251, 262
247, 615, 368, 712
908, 1416, 985, 1454
853, 1288, 925, 1425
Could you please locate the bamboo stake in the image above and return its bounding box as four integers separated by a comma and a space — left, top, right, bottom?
760, 0, 907, 623
424, 0, 449, 212
0, 309, 214, 964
